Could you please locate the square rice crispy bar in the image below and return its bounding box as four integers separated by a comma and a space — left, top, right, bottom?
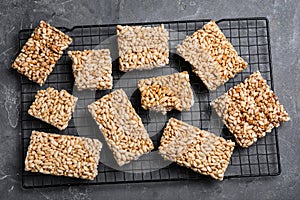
28, 87, 78, 130
159, 118, 235, 181
211, 71, 290, 148
12, 21, 72, 86
138, 71, 194, 115
25, 130, 102, 180
68, 49, 113, 90
177, 20, 247, 90
117, 24, 169, 72
88, 89, 154, 166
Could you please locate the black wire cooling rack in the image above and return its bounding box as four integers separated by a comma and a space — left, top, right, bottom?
19, 17, 281, 188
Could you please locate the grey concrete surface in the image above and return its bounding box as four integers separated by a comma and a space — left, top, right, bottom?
0, 0, 299, 199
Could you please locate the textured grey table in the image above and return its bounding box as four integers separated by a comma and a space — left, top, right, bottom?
0, 0, 299, 199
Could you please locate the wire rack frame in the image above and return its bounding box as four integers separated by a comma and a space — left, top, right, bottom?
19, 17, 281, 188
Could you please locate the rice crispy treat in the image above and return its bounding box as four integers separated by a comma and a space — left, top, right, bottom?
159, 118, 235, 180
176, 20, 247, 90
25, 131, 102, 180
138, 71, 194, 115
12, 20, 72, 86
28, 87, 78, 130
68, 49, 113, 90
211, 71, 290, 148
88, 89, 154, 166
117, 24, 169, 72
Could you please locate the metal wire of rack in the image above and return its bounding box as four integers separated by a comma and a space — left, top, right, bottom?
19, 17, 281, 188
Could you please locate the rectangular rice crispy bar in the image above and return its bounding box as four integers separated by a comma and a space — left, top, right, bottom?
68, 49, 113, 90
28, 87, 78, 130
25, 130, 102, 180
138, 71, 194, 115
88, 89, 154, 166
117, 24, 169, 72
211, 71, 290, 148
159, 118, 235, 180
12, 20, 72, 86
176, 20, 247, 90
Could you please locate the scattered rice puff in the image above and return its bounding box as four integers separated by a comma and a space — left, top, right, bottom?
211, 71, 290, 148
88, 89, 154, 166
25, 130, 102, 180
159, 118, 235, 181
12, 20, 72, 86
138, 71, 194, 115
176, 20, 247, 90
117, 24, 169, 72
68, 49, 113, 90
28, 87, 78, 130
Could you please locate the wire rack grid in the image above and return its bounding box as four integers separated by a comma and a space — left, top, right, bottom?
19, 17, 281, 188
